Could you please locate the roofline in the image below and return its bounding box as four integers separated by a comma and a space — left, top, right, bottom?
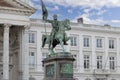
30, 18, 120, 28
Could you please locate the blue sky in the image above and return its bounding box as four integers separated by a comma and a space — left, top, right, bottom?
29, 0, 120, 27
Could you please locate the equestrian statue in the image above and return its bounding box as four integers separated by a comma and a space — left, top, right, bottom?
41, 0, 71, 54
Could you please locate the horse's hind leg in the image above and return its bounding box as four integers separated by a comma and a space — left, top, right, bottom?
59, 39, 65, 52
65, 33, 70, 41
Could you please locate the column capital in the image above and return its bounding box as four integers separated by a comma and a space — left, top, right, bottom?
4, 23, 12, 28
24, 25, 30, 30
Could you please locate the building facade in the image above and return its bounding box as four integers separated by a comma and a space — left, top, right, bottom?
0, 0, 35, 80
0, 0, 120, 80
29, 19, 120, 80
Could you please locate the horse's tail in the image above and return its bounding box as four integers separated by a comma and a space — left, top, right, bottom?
42, 34, 47, 48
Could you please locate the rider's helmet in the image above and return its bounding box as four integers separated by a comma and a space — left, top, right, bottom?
53, 14, 57, 20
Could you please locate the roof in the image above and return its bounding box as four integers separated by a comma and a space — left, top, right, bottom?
0, 0, 36, 15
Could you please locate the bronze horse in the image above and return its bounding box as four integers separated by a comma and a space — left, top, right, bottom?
42, 19, 71, 54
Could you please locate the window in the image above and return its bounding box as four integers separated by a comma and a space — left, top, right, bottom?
84, 55, 90, 69
84, 37, 90, 47
109, 56, 115, 70
97, 56, 102, 69
96, 78, 106, 80
85, 78, 91, 80
96, 39, 102, 48
29, 51, 35, 68
29, 33, 35, 43
109, 39, 114, 49
70, 36, 77, 46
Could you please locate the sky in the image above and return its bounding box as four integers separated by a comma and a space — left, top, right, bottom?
29, 0, 120, 27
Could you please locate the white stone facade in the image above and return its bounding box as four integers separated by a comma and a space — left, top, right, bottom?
29, 18, 120, 80
0, 0, 120, 80
0, 0, 35, 80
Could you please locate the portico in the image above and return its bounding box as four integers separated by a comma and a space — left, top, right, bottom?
0, 0, 35, 80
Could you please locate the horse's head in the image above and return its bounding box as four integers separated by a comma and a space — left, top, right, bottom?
64, 19, 71, 30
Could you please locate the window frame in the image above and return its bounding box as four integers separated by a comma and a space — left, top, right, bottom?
96, 38, 103, 48
28, 31, 36, 44
70, 36, 77, 46
109, 38, 116, 49
83, 36, 91, 48
29, 51, 36, 68
84, 55, 90, 69
109, 56, 116, 70
97, 55, 103, 69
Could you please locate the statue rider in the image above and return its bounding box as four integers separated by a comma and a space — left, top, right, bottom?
41, 0, 68, 54
43, 14, 59, 51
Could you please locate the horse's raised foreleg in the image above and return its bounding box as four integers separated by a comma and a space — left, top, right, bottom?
65, 33, 70, 41
59, 39, 65, 52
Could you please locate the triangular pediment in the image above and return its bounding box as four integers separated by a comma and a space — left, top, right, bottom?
0, 0, 14, 7
0, 0, 36, 15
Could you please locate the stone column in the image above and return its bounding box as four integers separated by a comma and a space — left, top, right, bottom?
3, 24, 11, 80
22, 25, 30, 80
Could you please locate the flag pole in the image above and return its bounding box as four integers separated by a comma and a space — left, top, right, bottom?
44, 20, 47, 35
40, 0, 48, 35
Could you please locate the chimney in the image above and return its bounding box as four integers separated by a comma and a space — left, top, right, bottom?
77, 18, 83, 24
104, 24, 111, 26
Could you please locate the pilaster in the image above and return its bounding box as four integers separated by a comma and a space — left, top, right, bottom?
3, 23, 11, 80
92, 36, 96, 70
22, 25, 30, 80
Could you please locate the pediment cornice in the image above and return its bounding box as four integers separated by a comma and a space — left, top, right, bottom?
0, 0, 36, 16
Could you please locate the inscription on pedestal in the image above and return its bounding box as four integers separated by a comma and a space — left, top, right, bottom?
60, 63, 73, 78
46, 64, 54, 77
42, 53, 75, 80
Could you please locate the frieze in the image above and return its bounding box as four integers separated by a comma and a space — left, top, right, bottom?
0, 0, 35, 15
0, 7, 34, 15
30, 23, 52, 28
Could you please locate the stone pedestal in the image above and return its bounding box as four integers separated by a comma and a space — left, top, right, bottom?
42, 52, 75, 80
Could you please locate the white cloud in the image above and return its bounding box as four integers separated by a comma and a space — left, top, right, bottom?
97, 9, 107, 15
44, 0, 120, 9
53, 6, 59, 10
29, 0, 41, 9
68, 9, 73, 14
46, 5, 59, 11
111, 20, 120, 23
29, 0, 59, 11
71, 12, 106, 25
30, 0, 120, 27
84, 8, 91, 13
